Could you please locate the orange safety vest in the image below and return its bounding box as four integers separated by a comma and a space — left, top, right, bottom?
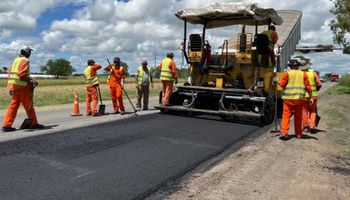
160, 58, 173, 81
282, 70, 306, 100
7, 56, 29, 86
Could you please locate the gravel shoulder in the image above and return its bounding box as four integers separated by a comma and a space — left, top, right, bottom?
147, 83, 350, 200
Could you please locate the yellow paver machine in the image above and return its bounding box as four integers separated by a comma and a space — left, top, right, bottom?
156, 2, 302, 125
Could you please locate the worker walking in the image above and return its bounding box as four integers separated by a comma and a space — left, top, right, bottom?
160, 52, 178, 106
104, 57, 125, 114
301, 64, 322, 132
84, 59, 102, 116
135, 59, 153, 110
2, 47, 44, 132
262, 25, 278, 66
276, 59, 313, 140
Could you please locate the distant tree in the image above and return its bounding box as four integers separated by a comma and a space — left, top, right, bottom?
40, 59, 76, 77
329, 0, 350, 54
324, 73, 332, 81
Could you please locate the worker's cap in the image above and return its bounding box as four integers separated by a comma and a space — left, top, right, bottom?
87, 59, 95, 65
20, 46, 33, 55
113, 57, 120, 62
166, 52, 174, 58
141, 59, 148, 65
288, 59, 300, 68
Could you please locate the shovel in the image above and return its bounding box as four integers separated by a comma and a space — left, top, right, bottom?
97, 86, 106, 115
315, 106, 321, 127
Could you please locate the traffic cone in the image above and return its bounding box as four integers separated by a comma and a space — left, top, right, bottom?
71, 92, 82, 116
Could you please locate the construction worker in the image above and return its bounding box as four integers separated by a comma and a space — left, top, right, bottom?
2, 47, 44, 132
276, 59, 313, 140
160, 52, 178, 106
262, 25, 278, 66
104, 57, 125, 114
135, 59, 153, 110
301, 64, 322, 132
84, 59, 102, 116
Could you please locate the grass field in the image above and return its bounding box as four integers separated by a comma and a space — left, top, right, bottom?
0, 76, 164, 109
321, 75, 350, 164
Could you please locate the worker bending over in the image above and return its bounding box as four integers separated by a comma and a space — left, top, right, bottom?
84, 59, 102, 116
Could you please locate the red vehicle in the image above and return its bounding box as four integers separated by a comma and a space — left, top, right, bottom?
330, 72, 339, 82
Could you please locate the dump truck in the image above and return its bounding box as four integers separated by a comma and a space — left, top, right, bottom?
155, 2, 302, 124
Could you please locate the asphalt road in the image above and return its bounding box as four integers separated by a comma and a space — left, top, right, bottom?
0, 110, 268, 200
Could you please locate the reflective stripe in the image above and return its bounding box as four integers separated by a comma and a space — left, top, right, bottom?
160, 58, 173, 81
305, 70, 318, 97
282, 70, 306, 100
84, 66, 99, 86
8, 56, 28, 86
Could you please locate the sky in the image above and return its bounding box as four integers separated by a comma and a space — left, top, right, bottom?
0, 0, 349, 76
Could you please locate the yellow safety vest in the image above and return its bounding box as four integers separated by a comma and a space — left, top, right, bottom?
137, 66, 151, 85
84, 66, 99, 86
7, 56, 29, 86
282, 70, 306, 100
305, 69, 318, 98
263, 29, 274, 49
160, 58, 173, 81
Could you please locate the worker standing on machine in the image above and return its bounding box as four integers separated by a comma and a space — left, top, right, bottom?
301, 63, 322, 133
160, 52, 178, 106
262, 25, 278, 66
276, 59, 313, 140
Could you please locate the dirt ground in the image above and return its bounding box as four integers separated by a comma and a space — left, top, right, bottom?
147, 83, 350, 200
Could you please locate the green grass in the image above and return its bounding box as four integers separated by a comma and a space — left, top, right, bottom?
326, 75, 350, 95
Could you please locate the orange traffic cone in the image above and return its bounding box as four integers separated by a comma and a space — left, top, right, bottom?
71, 92, 82, 116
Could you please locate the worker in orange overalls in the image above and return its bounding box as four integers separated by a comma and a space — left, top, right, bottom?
104, 57, 125, 114
160, 52, 178, 106
262, 25, 278, 66
84, 59, 102, 116
301, 64, 322, 132
2, 47, 44, 132
276, 59, 313, 140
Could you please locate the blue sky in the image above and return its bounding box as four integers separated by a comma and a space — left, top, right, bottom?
0, 0, 349, 76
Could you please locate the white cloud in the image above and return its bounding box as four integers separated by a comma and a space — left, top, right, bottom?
0, 0, 349, 76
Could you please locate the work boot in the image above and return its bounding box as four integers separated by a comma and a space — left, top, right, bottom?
120, 110, 126, 115
30, 124, 44, 129
143, 107, 148, 111
296, 134, 302, 139
303, 126, 310, 133
310, 127, 317, 134
112, 110, 120, 114
2, 126, 16, 132
279, 134, 289, 141
92, 113, 101, 117
86, 112, 92, 116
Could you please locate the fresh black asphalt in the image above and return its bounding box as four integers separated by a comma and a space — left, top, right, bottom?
0, 113, 267, 200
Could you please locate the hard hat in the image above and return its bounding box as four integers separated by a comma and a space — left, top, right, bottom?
141, 60, 147, 65
20, 46, 33, 58
87, 59, 95, 65
113, 57, 120, 62
288, 59, 300, 68
166, 52, 174, 58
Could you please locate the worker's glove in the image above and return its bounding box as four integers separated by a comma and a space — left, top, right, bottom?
309, 98, 314, 105
316, 86, 321, 91
272, 76, 278, 83
9, 90, 14, 96
174, 79, 178, 84
30, 79, 38, 89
